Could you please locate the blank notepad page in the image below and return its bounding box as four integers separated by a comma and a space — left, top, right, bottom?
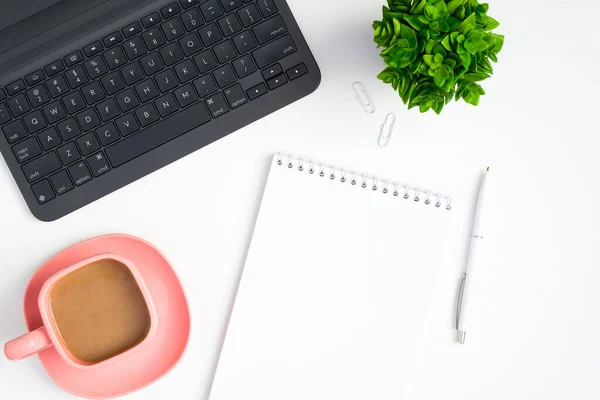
210, 154, 453, 400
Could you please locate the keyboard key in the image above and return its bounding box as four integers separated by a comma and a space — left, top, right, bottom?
3, 120, 27, 144
213, 40, 237, 63
161, 3, 181, 19
115, 114, 139, 136
61, 91, 86, 114
96, 98, 119, 122
38, 127, 62, 151
0, 103, 9, 124
247, 82, 267, 100
179, 32, 203, 56
142, 13, 162, 28
68, 161, 93, 186
135, 80, 160, 102
84, 57, 109, 79
46, 75, 69, 98
41, 101, 67, 124
160, 42, 184, 66
174, 59, 198, 83
194, 75, 218, 97
181, 8, 203, 31
180, 0, 200, 9
50, 170, 74, 195
22, 151, 60, 181
141, 52, 165, 76
101, 71, 126, 95
13, 137, 42, 163
174, 84, 199, 107
123, 37, 147, 60
87, 152, 111, 177
193, 50, 218, 74
57, 118, 81, 141
76, 132, 101, 155
7, 94, 31, 117
123, 22, 142, 38
213, 64, 236, 88
115, 88, 140, 112
57, 141, 81, 165
253, 15, 287, 45
120, 62, 145, 85
135, 104, 159, 127
96, 123, 120, 146
25, 70, 45, 86
64, 51, 84, 67
232, 31, 256, 53
23, 110, 47, 134
65, 66, 89, 89
232, 55, 256, 78
262, 64, 282, 80
32, 179, 56, 204
103, 32, 123, 48
267, 73, 287, 90
26, 85, 51, 107
7, 80, 25, 96
257, 0, 277, 17
76, 108, 101, 132
252, 34, 297, 68
45, 60, 65, 77
104, 47, 127, 70
198, 23, 222, 46
154, 93, 178, 117
155, 69, 179, 92
162, 18, 186, 41
205, 93, 229, 118
218, 14, 242, 36
200, 0, 224, 22
286, 63, 308, 80
106, 102, 211, 167
220, 0, 243, 12
81, 81, 106, 105
142, 28, 166, 51
0, 89, 5, 101
83, 41, 103, 57
238, 4, 261, 27
224, 84, 247, 109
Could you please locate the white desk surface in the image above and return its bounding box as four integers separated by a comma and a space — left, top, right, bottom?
2, 0, 600, 398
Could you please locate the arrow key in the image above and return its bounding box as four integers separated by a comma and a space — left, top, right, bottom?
261, 64, 282, 80
266, 73, 287, 90
246, 82, 267, 100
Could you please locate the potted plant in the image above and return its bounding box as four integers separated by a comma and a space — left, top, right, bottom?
373, 0, 504, 114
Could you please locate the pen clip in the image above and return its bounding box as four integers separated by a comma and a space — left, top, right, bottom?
456, 273, 467, 329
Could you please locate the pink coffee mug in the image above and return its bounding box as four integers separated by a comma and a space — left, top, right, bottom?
4, 254, 157, 368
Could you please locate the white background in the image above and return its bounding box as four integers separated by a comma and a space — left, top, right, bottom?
2, 0, 600, 399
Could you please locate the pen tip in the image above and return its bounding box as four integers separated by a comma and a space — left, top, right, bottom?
486, 167, 490, 172
458, 331, 466, 344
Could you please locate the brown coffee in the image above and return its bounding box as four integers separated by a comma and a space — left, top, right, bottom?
48, 259, 151, 365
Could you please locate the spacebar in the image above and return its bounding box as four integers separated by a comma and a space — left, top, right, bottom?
106, 103, 211, 167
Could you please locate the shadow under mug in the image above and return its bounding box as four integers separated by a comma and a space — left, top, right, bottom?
4, 253, 157, 369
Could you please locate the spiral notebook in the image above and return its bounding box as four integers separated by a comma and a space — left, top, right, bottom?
210, 153, 454, 400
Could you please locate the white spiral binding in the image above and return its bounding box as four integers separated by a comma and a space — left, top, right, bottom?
276, 153, 453, 210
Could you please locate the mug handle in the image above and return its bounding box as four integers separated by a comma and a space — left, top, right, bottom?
4, 326, 52, 361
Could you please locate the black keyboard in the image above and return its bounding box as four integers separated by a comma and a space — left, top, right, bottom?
0, 0, 320, 221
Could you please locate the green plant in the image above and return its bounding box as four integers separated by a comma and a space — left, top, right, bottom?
373, 0, 504, 114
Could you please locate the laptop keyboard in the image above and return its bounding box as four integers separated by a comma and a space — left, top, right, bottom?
0, 0, 311, 213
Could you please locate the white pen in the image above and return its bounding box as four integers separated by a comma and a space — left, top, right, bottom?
456, 167, 490, 344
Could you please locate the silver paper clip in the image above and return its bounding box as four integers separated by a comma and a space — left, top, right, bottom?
378, 113, 396, 147
352, 82, 375, 114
